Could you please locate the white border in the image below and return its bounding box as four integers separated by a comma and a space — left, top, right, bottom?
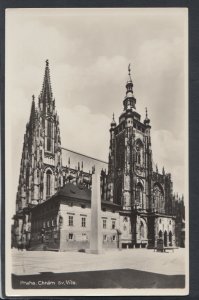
5, 7, 189, 297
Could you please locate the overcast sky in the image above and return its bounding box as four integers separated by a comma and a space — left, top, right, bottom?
6, 8, 188, 213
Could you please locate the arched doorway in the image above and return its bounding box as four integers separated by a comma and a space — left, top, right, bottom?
169, 231, 172, 246
164, 231, 167, 247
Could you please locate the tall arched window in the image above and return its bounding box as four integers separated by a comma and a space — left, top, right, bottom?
46, 121, 52, 152
153, 184, 164, 213
136, 152, 141, 164
46, 169, 52, 198
136, 183, 143, 208
135, 139, 143, 165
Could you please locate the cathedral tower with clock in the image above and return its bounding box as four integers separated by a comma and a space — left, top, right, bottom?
104, 64, 175, 248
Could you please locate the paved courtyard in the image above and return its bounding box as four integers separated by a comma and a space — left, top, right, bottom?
11, 248, 186, 289
12, 248, 185, 276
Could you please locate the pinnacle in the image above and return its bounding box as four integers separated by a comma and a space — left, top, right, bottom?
40, 59, 53, 103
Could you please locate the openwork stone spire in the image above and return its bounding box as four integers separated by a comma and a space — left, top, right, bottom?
39, 59, 53, 103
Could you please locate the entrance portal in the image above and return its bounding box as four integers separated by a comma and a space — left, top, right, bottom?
169, 231, 172, 246
164, 231, 167, 247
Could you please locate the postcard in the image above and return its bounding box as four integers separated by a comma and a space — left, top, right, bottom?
4, 7, 188, 297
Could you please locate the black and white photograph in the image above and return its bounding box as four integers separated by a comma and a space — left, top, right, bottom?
5, 8, 188, 296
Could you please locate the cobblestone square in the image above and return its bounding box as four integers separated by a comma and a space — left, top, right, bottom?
11, 248, 186, 289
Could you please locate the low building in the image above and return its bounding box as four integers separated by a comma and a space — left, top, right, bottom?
30, 182, 121, 251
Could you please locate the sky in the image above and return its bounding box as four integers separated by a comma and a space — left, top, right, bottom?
5, 8, 188, 214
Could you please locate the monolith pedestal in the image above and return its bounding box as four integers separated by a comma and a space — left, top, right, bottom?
86, 169, 103, 254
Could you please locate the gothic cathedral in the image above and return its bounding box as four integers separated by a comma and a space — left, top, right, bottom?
12, 61, 185, 251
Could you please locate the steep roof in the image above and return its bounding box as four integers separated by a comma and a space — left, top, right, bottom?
57, 182, 91, 201
56, 183, 121, 209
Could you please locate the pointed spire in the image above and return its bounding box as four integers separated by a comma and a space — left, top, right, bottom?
126, 63, 133, 87
111, 112, 116, 127
128, 63, 132, 82
39, 59, 53, 104
29, 95, 36, 125
31, 95, 35, 112
156, 164, 158, 173
162, 166, 165, 175
144, 107, 150, 125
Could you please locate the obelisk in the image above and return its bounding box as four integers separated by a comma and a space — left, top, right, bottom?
86, 166, 103, 254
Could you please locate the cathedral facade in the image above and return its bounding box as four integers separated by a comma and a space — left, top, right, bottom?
12, 61, 185, 251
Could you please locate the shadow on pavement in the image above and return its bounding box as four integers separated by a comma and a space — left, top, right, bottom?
12, 269, 185, 289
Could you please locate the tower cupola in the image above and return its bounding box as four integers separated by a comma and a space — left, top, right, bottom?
123, 64, 136, 110
110, 113, 116, 128
126, 64, 133, 96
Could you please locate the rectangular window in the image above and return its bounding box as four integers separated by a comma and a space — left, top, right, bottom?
69, 215, 73, 226
103, 235, 107, 241
112, 220, 116, 229
69, 233, 73, 240
47, 220, 50, 227
103, 219, 107, 229
81, 217, 86, 228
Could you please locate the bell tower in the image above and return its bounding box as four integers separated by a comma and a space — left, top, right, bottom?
37, 60, 63, 201
108, 64, 153, 211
